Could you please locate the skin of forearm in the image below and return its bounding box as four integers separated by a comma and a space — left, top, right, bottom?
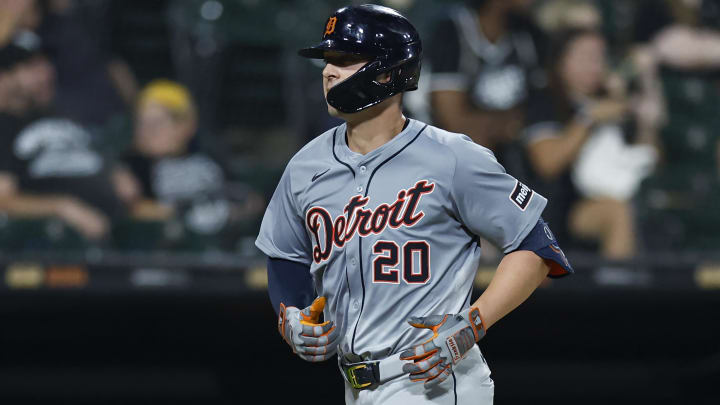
528, 120, 590, 179
634, 48, 666, 139
655, 26, 720, 69
432, 91, 520, 147
471, 250, 550, 330
435, 106, 505, 146
0, 15, 20, 47
0, 194, 68, 217
437, 107, 493, 134
0, 21, 14, 47
701, 32, 720, 66
131, 199, 174, 219
107, 59, 139, 107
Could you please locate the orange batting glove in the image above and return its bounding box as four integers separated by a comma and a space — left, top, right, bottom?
400, 307, 485, 387
277, 297, 339, 362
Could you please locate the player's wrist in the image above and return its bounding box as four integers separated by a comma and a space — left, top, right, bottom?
462, 307, 486, 342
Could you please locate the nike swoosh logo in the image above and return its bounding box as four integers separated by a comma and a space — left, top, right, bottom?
312, 168, 330, 182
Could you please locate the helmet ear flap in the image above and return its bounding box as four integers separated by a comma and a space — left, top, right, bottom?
389, 68, 401, 89
388, 66, 405, 91
397, 60, 421, 91
377, 68, 398, 88
375, 66, 404, 91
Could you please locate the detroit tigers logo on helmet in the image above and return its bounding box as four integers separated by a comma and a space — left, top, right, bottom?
324, 17, 338, 35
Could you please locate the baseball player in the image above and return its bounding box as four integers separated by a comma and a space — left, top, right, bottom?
255, 5, 573, 404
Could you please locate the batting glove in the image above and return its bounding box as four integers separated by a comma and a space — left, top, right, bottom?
399, 307, 486, 387
278, 296, 339, 362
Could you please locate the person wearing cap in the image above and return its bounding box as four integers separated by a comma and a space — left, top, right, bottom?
0, 43, 33, 114
0, 42, 123, 241
112, 79, 263, 239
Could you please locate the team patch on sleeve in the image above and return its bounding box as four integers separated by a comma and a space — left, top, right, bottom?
509, 180, 534, 211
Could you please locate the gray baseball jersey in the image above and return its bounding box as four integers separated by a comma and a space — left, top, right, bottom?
255, 119, 546, 360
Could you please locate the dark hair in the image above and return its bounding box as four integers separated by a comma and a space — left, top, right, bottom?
546, 28, 605, 123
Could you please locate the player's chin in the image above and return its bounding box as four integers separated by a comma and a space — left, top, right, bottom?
327, 103, 341, 117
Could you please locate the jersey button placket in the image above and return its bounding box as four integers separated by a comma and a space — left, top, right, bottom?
357, 165, 367, 193
348, 256, 358, 314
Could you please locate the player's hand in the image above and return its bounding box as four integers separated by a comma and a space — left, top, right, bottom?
277, 297, 339, 362
400, 307, 485, 388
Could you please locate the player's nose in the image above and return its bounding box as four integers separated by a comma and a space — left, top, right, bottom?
322, 63, 340, 81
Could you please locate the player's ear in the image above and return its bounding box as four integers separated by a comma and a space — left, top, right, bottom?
376, 71, 392, 84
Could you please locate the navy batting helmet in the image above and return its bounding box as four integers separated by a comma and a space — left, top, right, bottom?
299, 4, 422, 114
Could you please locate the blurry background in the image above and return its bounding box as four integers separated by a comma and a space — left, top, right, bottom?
0, 0, 718, 403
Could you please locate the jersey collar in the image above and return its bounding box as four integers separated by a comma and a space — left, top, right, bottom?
334, 118, 423, 168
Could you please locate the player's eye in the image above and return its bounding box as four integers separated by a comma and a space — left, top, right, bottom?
324, 53, 369, 67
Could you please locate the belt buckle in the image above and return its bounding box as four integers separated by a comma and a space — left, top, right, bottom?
345, 364, 372, 389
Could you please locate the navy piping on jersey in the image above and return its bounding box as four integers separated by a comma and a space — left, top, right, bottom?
350, 124, 428, 354
332, 127, 356, 177
459, 285, 473, 313
344, 265, 352, 332
456, 282, 473, 398
331, 126, 356, 354
452, 370, 457, 404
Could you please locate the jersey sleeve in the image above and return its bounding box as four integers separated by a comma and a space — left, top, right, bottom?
514, 218, 573, 278
255, 164, 312, 265
451, 139, 547, 253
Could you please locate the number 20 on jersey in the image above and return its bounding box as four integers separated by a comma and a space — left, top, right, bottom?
372, 240, 430, 284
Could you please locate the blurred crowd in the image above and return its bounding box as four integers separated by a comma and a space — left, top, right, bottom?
0, 0, 719, 258
415, 0, 720, 259
0, 0, 265, 253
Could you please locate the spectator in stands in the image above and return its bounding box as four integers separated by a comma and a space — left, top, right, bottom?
0, 43, 123, 241
635, 0, 720, 71
426, 0, 547, 155
522, 29, 661, 259
37, 0, 138, 126
538, 0, 667, 158
3, 0, 139, 128
634, 0, 720, 177
536, 0, 602, 32
0, 44, 29, 114
112, 79, 263, 237
0, 0, 39, 46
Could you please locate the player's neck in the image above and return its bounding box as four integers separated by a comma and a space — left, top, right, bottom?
344, 101, 406, 155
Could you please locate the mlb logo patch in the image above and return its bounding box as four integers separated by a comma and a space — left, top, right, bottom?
509, 180, 533, 211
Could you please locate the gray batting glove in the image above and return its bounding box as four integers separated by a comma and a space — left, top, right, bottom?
400, 307, 486, 387
278, 297, 339, 362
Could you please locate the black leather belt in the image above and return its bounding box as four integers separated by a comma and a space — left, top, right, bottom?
339, 353, 406, 390
341, 361, 381, 389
